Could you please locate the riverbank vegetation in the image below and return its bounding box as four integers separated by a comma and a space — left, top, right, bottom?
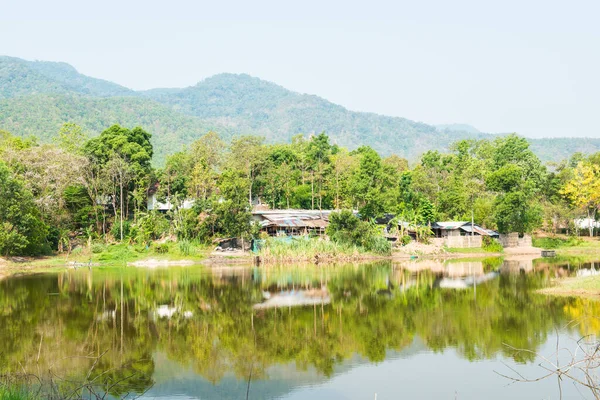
1, 123, 600, 259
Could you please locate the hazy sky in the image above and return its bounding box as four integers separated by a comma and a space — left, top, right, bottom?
1, 0, 599, 138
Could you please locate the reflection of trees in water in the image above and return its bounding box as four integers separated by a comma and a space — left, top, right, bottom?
0, 261, 599, 395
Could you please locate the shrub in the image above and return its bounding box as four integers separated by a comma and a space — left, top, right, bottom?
155, 243, 169, 254
368, 236, 393, 254
154, 243, 169, 254
400, 235, 412, 246
91, 243, 106, 254
482, 236, 503, 252
132, 212, 169, 243
110, 218, 132, 239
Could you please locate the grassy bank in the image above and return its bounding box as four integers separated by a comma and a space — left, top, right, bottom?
533, 235, 600, 255
0, 240, 212, 274
538, 275, 600, 299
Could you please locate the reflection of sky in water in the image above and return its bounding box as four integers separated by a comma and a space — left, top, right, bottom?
144, 334, 586, 400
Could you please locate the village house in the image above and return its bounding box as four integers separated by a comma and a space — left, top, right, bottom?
147, 184, 195, 212
252, 210, 333, 237
430, 221, 499, 239
430, 221, 499, 248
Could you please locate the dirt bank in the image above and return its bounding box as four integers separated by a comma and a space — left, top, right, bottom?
128, 259, 198, 268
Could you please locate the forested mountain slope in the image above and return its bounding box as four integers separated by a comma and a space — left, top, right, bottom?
142, 73, 492, 158
1, 56, 599, 164
0, 56, 133, 98
0, 93, 222, 162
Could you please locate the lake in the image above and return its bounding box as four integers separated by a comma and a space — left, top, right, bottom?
1, 257, 599, 399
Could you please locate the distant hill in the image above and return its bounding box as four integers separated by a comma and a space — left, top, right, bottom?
0, 56, 133, 98
140, 73, 494, 159
436, 123, 481, 134
1, 56, 599, 164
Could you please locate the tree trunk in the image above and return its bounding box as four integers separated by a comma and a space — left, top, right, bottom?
311, 172, 314, 210
120, 171, 124, 242
249, 170, 253, 207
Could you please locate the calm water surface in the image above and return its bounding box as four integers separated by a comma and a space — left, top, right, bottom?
1, 257, 599, 399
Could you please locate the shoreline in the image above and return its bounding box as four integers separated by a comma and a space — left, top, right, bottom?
0, 248, 513, 278
5, 241, 600, 279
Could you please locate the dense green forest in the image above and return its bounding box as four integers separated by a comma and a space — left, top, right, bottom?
2, 56, 600, 164
1, 121, 599, 257
0, 93, 223, 163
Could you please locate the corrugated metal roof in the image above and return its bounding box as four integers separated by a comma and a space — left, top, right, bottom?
432, 221, 468, 230
458, 224, 499, 236
435, 221, 469, 228
257, 210, 330, 229
305, 219, 328, 228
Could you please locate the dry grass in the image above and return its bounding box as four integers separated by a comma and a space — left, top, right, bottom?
538, 275, 600, 299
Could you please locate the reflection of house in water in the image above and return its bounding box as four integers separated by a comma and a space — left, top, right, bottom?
96, 310, 116, 321
396, 260, 484, 277
392, 260, 500, 291
152, 305, 194, 320
254, 288, 330, 309
438, 272, 499, 289
500, 258, 535, 274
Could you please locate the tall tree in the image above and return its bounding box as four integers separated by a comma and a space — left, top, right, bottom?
307, 133, 332, 210
561, 161, 600, 236
351, 146, 384, 218
84, 125, 153, 240
228, 136, 265, 206
0, 161, 48, 256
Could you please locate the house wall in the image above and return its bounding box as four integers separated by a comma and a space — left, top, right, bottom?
499, 233, 532, 248
445, 234, 482, 248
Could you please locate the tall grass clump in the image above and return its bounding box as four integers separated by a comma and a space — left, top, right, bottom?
178, 239, 193, 256
259, 236, 358, 260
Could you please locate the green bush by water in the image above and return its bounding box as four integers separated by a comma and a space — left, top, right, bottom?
482, 236, 503, 253
533, 236, 584, 249
155, 243, 169, 254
